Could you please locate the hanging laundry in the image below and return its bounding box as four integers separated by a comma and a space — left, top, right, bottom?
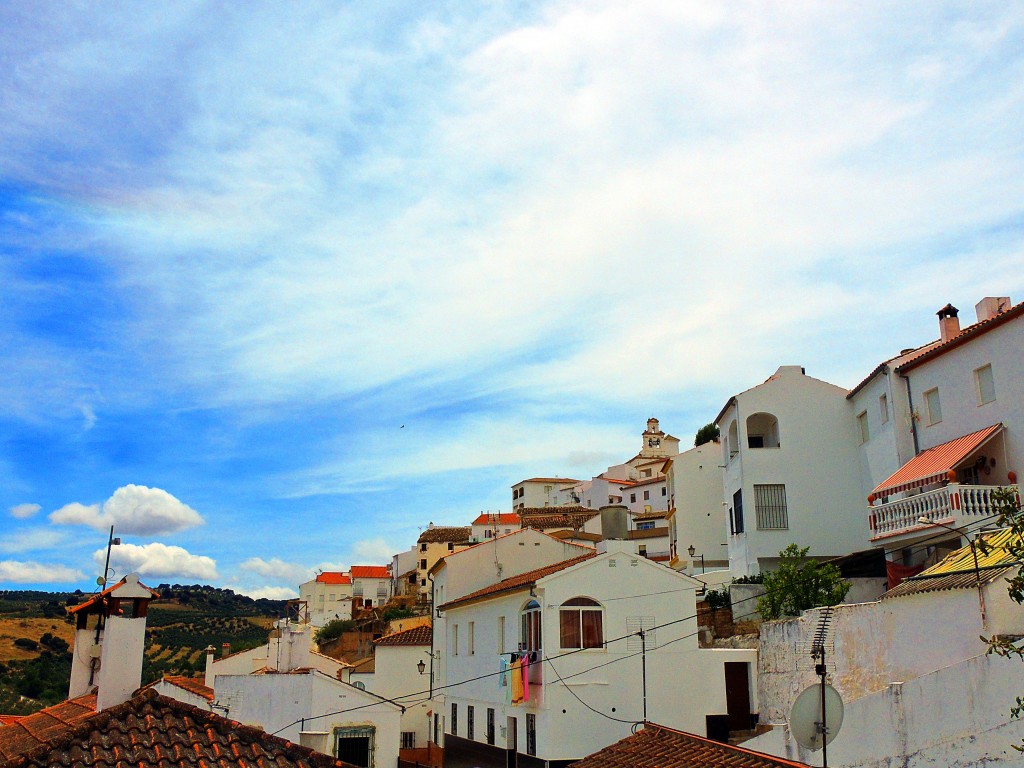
511, 655, 525, 705
521, 654, 530, 703
499, 656, 508, 688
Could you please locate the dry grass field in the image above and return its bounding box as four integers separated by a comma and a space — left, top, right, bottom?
0, 618, 75, 663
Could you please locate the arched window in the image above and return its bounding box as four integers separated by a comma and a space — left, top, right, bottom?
726, 421, 739, 459
559, 597, 603, 649
521, 599, 542, 652
745, 413, 780, 448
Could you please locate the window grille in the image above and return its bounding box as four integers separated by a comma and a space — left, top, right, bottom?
754, 484, 788, 529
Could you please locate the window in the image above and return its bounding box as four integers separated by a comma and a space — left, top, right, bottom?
468, 622, 475, 655
630, 493, 636, 503
420, 543, 428, 552
727, 421, 739, 459
746, 412, 780, 448
451, 703, 457, 737
662, 487, 667, 496
526, 714, 537, 756
641, 468, 652, 478
638, 545, 647, 557
754, 484, 788, 529
497, 616, 505, 653
420, 559, 427, 570
559, 597, 603, 649
467, 705, 475, 740
976, 364, 996, 405
637, 521, 655, 530
353, 582, 363, 597
329, 593, 335, 601
335, 726, 375, 768
521, 600, 542, 652
401, 732, 416, 749
857, 411, 869, 444
448, 542, 455, 551
484, 530, 492, 538
487, 708, 495, 745
452, 624, 458, 656
643, 490, 650, 500
377, 582, 387, 598
924, 388, 942, 425
879, 393, 889, 424
420, 578, 426, 587
732, 489, 744, 534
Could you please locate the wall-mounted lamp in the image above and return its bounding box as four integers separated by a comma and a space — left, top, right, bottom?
417, 659, 426, 675
687, 545, 705, 574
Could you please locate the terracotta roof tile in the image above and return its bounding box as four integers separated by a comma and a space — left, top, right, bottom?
316, 572, 352, 584
66, 576, 159, 615
417, 526, 472, 544
631, 510, 668, 521
629, 527, 668, 540
471, 512, 521, 526
0, 694, 97, 761
440, 553, 597, 611
519, 507, 598, 530
375, 625, 432, 646
548, 529, 603, 542
349, 565, 390, 579
515, 477, 581, 485
0, 690, 349, 768
567, 722, 809, 768
142, 676, 215, 701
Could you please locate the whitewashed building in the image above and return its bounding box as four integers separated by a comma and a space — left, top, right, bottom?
716, 366, 866, 576
511, 478, 581, 510
471, 512, 522, 543
434, 535, 758, 766
665, 440, 728, 573
299, 571, 354, 627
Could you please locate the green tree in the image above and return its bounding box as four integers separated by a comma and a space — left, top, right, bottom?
980, 488, 1024, 751
757, 544, 850, 620
313, 618, 356, 645
694, 423, 720, 447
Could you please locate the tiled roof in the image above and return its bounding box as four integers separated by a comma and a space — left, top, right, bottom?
882, 528, 1022, 599
316, 572, 351, 584
519, 505, 593, 516
350, 565, 390, 579
439, 553, 597, 611
417, 526, 472, 544
0, 690, 348, 768
0, 716, 23, 727
143, 675, 214, 701
547, 529, 603, 542
622, 476, 664, 488
67, 576, 159, 615
567, 722, 809, 768
629, 527, 668, 540
519, 507, 599, 530
471, 512, 521, 526
515, 477, 581, 485
631, 510, 668, 521
871, 424, 1003, 496
375, 625, 432, 646
0, 694, 97, 760
896, 300, 1024, 373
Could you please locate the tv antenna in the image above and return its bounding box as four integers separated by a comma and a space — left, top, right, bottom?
789, 606, 844, 766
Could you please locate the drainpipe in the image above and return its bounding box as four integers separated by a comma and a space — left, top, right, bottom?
900, 372, 920, 456
426, 571, 435, 699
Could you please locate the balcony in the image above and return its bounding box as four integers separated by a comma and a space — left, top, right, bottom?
869, 483, 1019, 541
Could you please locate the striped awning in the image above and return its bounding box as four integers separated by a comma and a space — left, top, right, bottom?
872, 424, 1003, 497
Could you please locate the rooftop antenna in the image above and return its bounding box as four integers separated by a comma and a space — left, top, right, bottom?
790, 606, 844, 766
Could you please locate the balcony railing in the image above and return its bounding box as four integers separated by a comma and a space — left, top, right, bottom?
869, 483, 1019, 539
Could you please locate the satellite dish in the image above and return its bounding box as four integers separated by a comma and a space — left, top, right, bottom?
790, 683, 844, 751
96, 577, 106, 586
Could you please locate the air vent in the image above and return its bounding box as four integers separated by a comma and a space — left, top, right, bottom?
609, 559, 617, 568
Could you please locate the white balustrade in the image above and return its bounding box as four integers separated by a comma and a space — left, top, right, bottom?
868, 484, 1018, 538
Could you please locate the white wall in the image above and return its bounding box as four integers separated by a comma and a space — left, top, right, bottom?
719, 366, 867, 576
745, 646, 1024, 767
667, 441, 728, 570
905, 316, 1024, 479
300, 577, 354, 627
215, 671, 402, 768
442, 545, 757, 762
149, 679, 213, 710
371, 643, 433, 748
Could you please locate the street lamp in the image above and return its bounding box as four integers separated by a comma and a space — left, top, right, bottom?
687, 545, 705, 574
417, 659, 426, 675
917, 517, 985, 627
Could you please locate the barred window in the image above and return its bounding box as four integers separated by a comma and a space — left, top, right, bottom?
754, 484, 788, 530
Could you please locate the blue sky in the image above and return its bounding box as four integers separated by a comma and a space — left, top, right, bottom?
1, 2, 1023, 597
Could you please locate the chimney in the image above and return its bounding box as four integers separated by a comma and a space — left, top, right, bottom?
937, 303, 960, 343
68, 573, 155, 711
598, 504, 629, 541
975, 296, 1011, 323
222, 641, 232, 658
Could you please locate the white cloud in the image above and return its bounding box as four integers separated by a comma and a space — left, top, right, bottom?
351, 538, 394, 564
0, 528, 66, 554
51, 484, 204, 535
240, 557, 314, 585
236, 585, 299, 601
9, 503, 41, 519
97, 542, 218, 580
0, 560, 85, 584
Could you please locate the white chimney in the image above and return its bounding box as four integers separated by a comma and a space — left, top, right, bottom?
975, 296, 1011, 323
68, 573, 155, 710
937, 303, 960, 343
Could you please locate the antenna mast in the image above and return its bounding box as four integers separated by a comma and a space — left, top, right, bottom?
810, 606, 834, 768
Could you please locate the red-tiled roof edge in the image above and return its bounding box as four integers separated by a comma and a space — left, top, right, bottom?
2, 690, 348, 768
374, 624, 432, 646
431, 527, 593, 572
439, 552, 597, 611
895, 300, 1023, 373
871, 423, 1003, 496
67, 577, 160, 614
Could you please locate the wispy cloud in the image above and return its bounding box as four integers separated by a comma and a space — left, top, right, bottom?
0, 559, 84, 584
9, 503, 41, 519
0, 527, 66, 554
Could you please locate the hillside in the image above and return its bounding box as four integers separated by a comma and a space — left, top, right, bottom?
0, 585, 288, 715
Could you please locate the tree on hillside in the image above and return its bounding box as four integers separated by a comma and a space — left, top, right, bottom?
694, 423, 720, 447
980, 487, 1024, 751
757, 544, 850, 620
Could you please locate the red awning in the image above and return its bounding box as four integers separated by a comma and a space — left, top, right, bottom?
872, 424, 1003, 497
